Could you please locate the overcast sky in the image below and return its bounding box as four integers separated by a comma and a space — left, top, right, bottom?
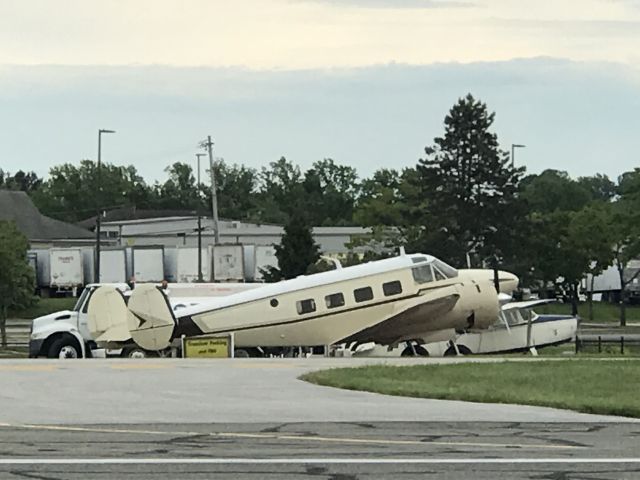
0, 0, 639, 182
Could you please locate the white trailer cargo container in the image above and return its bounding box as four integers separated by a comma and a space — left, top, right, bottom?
254, 245, 278, 281
213, 244, 244, 281
132, 246, 165, 282
99, 249, 127, 283
49, 248, 84, 290
176, 247, 210, 283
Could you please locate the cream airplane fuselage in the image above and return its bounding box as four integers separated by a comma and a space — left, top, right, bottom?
127, 253, 519, 351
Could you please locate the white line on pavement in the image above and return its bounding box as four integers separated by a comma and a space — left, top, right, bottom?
0, 458, 639, 465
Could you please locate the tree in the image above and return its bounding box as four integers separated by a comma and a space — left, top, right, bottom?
577, 174, 616, 202
255, 157, 304, 224
31, 160, 152, 222
0, 169, 42, 192
208, 160, 259, 220
521, 170, 592, 214
302, 159, 359, 225
568, 203, 615, 320
0, 221, 35, 347
262, 210, 321, 281
410, 94, 525, 267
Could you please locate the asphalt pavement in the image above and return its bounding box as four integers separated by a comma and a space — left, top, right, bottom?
0, 357, 638, 479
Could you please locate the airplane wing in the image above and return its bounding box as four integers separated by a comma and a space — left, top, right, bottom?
338, 292, 460, 346
501, 299, 556, 311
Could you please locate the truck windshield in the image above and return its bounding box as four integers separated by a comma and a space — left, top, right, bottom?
73, 288, 92, 312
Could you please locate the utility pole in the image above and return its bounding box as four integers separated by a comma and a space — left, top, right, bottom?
203, 135, 220, 245
95, 129, 115, 283
195, 153, 207, 282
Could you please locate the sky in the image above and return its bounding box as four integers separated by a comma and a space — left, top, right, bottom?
0, 0, 639, 182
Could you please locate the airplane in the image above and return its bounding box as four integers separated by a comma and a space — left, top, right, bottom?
124, 250, 519, 356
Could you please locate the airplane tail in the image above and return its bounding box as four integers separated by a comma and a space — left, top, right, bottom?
127, 284, 176, 351
87, 286, 131, 342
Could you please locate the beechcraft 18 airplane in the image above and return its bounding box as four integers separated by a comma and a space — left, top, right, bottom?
124, 250, 519, 355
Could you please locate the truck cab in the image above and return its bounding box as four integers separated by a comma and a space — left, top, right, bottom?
29, 283, 130, 359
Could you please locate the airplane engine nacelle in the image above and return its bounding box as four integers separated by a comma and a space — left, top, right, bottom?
449, 280, 500, 331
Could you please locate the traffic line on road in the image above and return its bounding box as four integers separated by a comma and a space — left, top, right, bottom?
0, 458, 638, 465
0, 423, 582, 450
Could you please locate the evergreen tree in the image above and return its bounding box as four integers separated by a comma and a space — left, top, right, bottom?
262, 211, 321, 281
411, 93, 525, 267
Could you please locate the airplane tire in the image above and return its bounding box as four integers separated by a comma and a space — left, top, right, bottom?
234, 349, 251, 358
400, 345, 429, 357
444, 345, 472, 356
121, 346, 152, 359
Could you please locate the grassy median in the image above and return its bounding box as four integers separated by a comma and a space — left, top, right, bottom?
301, 360, 640, 418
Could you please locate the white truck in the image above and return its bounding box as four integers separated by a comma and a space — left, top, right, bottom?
176, 247, 211, 283
28, 282, 263, 359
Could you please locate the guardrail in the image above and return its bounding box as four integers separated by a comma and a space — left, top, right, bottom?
1, 319, 30, 347
575, 334, 640, 354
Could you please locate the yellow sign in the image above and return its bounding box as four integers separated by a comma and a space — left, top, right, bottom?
182, 335, 232, 358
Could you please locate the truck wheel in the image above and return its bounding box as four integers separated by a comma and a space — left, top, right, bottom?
48, 336, 81, 359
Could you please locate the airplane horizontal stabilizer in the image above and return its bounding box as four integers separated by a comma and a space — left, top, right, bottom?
87, 286, 131, 343
127, 284, 177, 351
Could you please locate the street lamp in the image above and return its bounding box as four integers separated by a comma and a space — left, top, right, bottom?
195, 153, 207, 282
511, 143, 526, 168
95, 129, 116, 283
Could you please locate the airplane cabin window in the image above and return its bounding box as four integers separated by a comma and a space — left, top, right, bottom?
325, 293, 345, 309
412, 265, 434, 284
353, 286, 374, 303
411, 256, 428, 264
296, 299, 316, 315
382, 280, 402, 296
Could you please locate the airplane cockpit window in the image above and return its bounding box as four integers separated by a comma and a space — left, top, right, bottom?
433, 267, 447, 281
432, 259, 458, 278
412, 265, 434, 284
411, 256, 428, 264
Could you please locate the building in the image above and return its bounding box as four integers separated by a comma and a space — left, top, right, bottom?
0, 190, 94, 247
99, 216, 374, 255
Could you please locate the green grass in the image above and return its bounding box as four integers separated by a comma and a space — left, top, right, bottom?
302, 360, 640, 418
8, 297, 77, 319
0, 347, 28, 359
537, 301, 640, 323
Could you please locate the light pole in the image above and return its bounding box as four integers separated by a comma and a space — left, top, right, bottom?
195, 153, 207, 282
95, 128, 116, 283
202, 136, 220, 245
511, 143, 526, 168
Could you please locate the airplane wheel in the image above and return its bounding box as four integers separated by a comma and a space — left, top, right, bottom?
234, 349, 251, 358
400, 345, 429, 357
444, 345, 472, 356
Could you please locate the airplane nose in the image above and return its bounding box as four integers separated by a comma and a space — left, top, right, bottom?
498, 271, 519, 293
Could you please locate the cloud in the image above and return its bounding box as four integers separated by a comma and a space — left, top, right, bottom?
0, 58, 638, 185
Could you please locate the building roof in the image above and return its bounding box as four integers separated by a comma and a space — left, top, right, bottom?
0, 190, 94, 240
77, 207, 199, 228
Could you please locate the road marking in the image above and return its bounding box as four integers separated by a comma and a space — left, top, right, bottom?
0, 423, 582, 450
0, 458, 638, 465
110, 363, 172, 370
0, 365, 56, 372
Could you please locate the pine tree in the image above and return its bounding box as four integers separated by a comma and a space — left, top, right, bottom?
262, 211, 321, 281
411, 94, 525, 267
